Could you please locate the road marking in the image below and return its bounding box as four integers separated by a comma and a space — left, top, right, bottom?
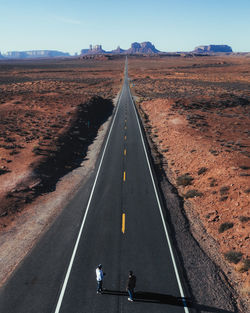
53, 86, 125, 313
128, 85, 189, 313
124, 135, 127, 141
122, 213, 126, 234
124, 149, 126, 156
123, 171, 126, 182
124, 125, 127, 130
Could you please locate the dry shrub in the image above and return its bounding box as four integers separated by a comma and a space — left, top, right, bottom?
177, 173, 194, 186
198, 167, 208, 175
184, 189, 203, 199
239, 216, 250, 223
219, 222, 234, 233
224, 250, 243, 264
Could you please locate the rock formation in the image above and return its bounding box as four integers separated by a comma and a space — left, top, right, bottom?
194, 45, 233, 53
111, 46, 126, 54
81, 42, 160, 55
127, 42, 160, 54
81, 45, 106, 55
5, 50, 70, 59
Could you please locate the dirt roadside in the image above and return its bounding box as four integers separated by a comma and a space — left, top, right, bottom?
128, 55, 249, 312
136, 100, 248, 313
0, 93, 120, 287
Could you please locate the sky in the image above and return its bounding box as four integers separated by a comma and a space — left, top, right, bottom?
1, 0, 250, 55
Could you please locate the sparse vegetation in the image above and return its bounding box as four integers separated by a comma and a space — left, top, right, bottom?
177, 173, 194, 186
220, 196, 228, 201
224, 250, 243, 264
209, 149, 219, 156
241, 259, 250, 272
209, 178, 217, 187
239, 165, 250, 170
184, 189, 203, 199
239, 216, 250, 223
219, 222, 234, 233
32, 146, 40, 154
198, 167, 207, 175
239, 173, 250, 177
220, 186, 230, 195
162, 148, 169, 152
0, 167, 10, 175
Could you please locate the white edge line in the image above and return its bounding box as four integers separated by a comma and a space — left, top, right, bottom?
128, 84, 190, 313
54, 86, 124, 313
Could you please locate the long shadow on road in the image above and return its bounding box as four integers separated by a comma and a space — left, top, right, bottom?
102, 290, 235, 313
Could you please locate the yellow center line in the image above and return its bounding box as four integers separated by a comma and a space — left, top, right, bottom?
124, 135, 127, 141
122, 213, 126, 234
123, 171, 126, 182
124, 148, 126, 156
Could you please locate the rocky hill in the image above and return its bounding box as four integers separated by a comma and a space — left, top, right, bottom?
194, 45, 233, 53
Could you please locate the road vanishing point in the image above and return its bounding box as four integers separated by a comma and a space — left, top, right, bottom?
0, 58, 192, 313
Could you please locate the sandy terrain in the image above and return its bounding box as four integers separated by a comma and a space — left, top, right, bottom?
129, 55, 250, 309
0, 57, 123, 283
0, 58, 123, 223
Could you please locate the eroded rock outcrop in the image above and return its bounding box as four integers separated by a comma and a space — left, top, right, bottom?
5, 50, 70, 59
127, 41, 160, 54
194, 45, 233, 53
81, 42, 160, 55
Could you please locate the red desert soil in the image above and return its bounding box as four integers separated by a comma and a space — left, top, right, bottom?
129, 55, 250, 306
0, 57, 123, 283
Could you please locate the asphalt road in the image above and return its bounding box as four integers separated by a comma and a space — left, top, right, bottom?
0, 59, 191, 313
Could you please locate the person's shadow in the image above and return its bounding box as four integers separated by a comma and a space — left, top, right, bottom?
102, 290, 236, 313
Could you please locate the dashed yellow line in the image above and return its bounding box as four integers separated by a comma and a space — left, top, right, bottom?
124, 149, 126, 156
123, 171, 126, 182
124, 135, 127, 141
122, 213, 125, 234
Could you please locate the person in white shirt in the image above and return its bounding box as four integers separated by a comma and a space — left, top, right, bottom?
96, 264, 104, 293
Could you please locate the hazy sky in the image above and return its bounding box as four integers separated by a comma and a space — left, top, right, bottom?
1, 0, 249, 54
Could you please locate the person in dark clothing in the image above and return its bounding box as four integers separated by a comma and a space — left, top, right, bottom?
126, 270, 136, 301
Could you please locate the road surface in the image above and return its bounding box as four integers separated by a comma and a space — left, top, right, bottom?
0, 58, 191, 313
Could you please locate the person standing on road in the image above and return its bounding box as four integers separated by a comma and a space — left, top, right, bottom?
126, 270, 136, 301
96, 264, 104, 293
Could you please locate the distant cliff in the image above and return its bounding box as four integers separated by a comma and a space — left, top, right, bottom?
4, 50, 70, 59
194, 45, 233, 53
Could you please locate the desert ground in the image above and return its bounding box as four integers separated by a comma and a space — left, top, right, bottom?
0, 57, 123, 225
128, 55, 250, 309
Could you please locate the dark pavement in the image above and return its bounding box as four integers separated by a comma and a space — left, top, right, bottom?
0, 59, 191, 313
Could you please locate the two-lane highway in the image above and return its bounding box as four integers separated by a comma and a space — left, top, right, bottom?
0, 58, 191, 313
